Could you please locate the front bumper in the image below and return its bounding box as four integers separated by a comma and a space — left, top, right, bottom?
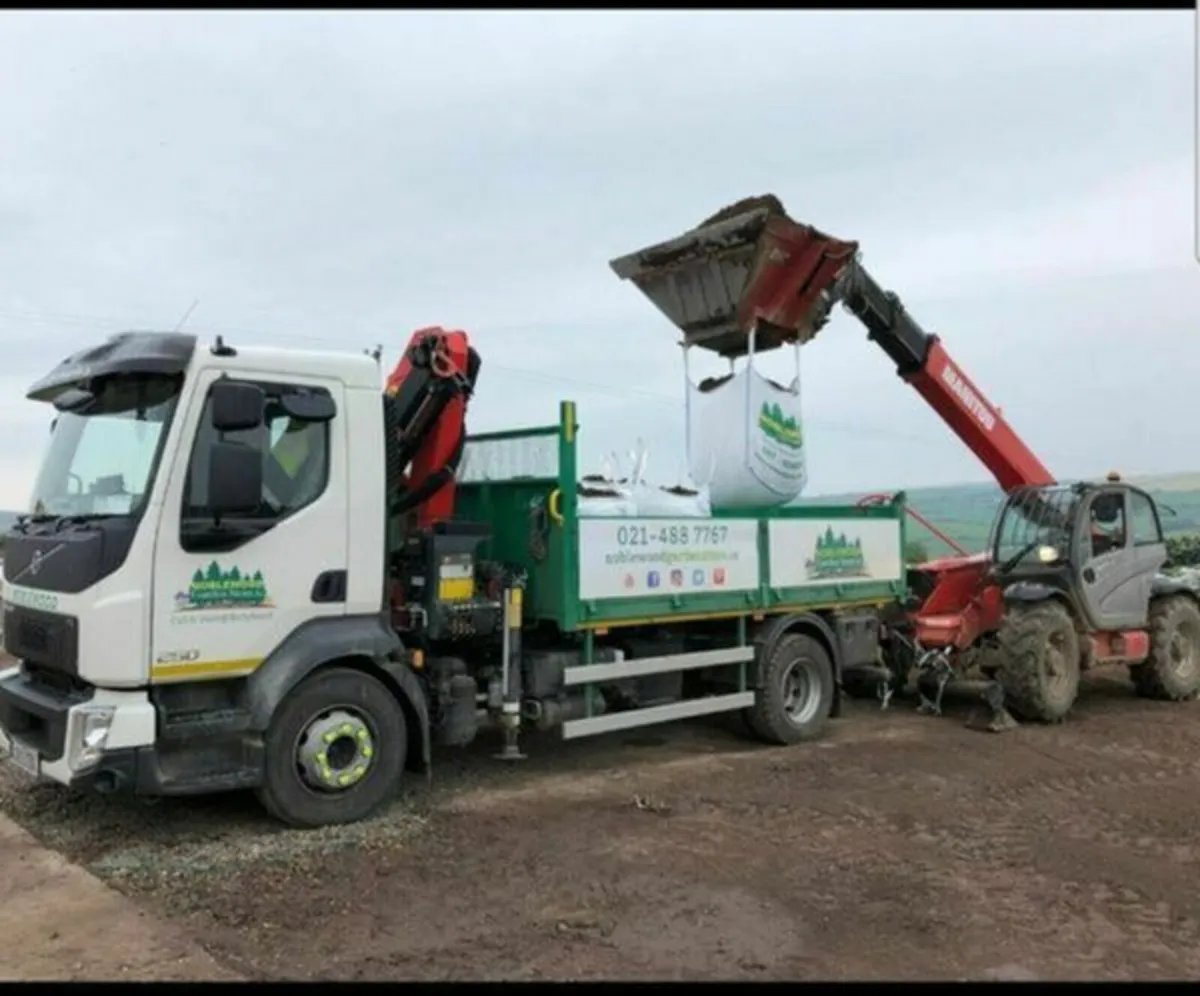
0, 664, 158, 790
0, 665, 262, 796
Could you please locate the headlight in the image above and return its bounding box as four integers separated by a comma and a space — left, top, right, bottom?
70, 706, 116, 771
1037, 545, 1060, 564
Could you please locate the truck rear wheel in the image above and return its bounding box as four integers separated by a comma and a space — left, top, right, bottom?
996, 601, 1081, 722
1132, 596, 1200, 701
256, 667, 408, 829
744, 633, 835, 746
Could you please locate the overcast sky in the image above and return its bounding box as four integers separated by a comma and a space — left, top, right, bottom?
0, 10, 1194, 509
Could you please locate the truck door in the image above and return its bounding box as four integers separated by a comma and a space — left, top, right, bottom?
149, 372, 349, 684
1075, 488, 1160, 632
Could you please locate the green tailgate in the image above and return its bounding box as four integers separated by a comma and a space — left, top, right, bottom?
455, 402, 908, 631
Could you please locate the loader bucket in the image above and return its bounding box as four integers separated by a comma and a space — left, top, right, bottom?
609, 194, 859, 359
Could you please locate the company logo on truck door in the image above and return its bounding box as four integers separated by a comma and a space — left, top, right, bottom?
757, 402, 803, 449
940, 362, 996, 432
804, 527, 868, 580
175, 561, 273, 611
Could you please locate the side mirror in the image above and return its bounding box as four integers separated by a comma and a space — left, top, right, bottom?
208, 441, 262, 516
211, 381, 264, 433
280, 391, 336, 424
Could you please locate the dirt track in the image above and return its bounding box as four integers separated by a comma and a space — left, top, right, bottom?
4, 667, 1200, 980
0, 816, 236, 981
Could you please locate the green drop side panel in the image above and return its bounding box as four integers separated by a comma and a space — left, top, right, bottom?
454, 401, 908, 632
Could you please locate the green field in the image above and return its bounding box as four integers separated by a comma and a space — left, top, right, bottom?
803, 476, 1200, 558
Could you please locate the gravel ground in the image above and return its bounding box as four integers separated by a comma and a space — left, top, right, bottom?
4, 668, 1200, 980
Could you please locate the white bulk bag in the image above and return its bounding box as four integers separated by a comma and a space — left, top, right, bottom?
686, 344, 807, 510
577, 455, 638, 517
630, 483, 711, 517
577, 445, 711, 518
624, 442, 710, 517
577, 486, 638, 517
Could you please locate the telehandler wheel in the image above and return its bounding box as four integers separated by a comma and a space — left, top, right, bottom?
256, 667, 408, 829
1131, 596, 1200, 701
743, 633, 835, 746
996, 601, 1081, 723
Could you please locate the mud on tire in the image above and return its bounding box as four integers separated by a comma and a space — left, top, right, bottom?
257, 666, 408, 829
1131, 595, 1200, 701
996, 601, 1081, 723
744, 632, 835, 746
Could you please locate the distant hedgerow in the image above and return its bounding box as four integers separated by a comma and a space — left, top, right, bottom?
1165, 534, 1200, 569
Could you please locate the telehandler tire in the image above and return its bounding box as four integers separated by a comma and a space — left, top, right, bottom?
1131, 596, 1200, 701
996, 601, 1081, 723
743, 633, 835, 746
256, 666, 408, 829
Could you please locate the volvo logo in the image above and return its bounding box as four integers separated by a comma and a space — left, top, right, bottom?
10, 542, 65, 585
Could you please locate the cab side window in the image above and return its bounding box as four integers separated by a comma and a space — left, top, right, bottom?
1088, 493, 1127, 559
181, 380, 332, 551
1129, 491, 1163, 547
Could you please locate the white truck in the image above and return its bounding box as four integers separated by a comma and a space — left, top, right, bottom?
0, 328, 904, 827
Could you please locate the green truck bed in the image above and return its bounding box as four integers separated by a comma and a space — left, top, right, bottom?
455, 402, 908, 631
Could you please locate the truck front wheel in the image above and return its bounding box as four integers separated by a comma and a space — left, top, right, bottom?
257, 667, 408, 828
744, 632, 835, 746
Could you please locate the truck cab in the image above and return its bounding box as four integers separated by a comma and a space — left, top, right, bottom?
0, 331, 404, 809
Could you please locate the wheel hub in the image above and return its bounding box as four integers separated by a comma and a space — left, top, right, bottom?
295, 709, 376, 792
782, 660, 822, 726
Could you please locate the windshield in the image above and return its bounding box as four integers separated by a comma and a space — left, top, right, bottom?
991, 486, 1081, 568
28, 375, 183, 519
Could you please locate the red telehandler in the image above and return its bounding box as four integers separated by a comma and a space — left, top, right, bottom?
609, 195, 1200, 730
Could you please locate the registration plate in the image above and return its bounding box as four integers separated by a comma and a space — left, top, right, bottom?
10, 739, 39, 778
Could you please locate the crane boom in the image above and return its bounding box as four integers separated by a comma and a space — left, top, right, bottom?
835, 262, 1054, 492
609, 195, 1054, 495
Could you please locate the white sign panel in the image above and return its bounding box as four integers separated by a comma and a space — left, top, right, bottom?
768, 519, 902, 589
578, 518, 760, 601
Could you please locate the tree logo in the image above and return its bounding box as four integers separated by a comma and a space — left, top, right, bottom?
805, 527, 868, 580
757, 402, 803, 449
175, 561, 272, 611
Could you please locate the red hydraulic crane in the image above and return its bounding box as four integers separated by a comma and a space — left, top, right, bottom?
384, 326, 481, 531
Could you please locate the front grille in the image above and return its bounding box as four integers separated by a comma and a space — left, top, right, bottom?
3, 604, 79, 675
18, 616, 51, 654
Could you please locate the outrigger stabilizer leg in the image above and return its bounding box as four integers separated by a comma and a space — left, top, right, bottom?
495, 587, 528, 761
